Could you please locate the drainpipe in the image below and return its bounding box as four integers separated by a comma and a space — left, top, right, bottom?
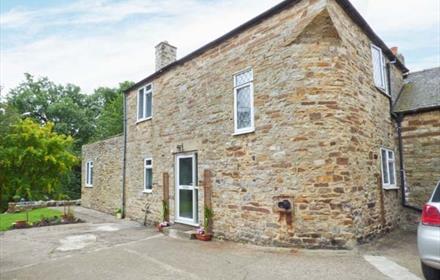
387, 62, 421, 212
121, 92, 128, 218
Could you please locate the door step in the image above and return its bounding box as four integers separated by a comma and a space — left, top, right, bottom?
162, 224, 197, 240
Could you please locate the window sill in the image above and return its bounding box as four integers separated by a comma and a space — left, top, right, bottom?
232, 128, 255, 136
383, 185, 398, 190
85, 185, 93, 188
375, 86, 390, 98
136, 117, 152, 124
143, 189, 153, 194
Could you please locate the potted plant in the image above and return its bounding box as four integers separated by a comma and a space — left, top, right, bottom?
115, 208, 122, 219
156, 221, 170, 232
195, 206, 213, 241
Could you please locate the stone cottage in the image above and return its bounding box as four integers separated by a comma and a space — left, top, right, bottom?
81, 0, 438, 248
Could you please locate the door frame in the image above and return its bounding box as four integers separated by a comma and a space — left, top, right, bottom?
175, 152, 199, 226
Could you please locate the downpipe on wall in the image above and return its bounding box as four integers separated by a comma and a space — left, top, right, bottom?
121, 92, 128, 218
387, 61, 421, 213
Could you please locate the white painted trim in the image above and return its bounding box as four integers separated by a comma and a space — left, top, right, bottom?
371, 44, 389, 96
85, 161, 93, 187
144, 157, 153, 192
233, 68, 255, 135
380, 147, 397, 189
175, 153, 198, 225
136, 116, 152, 124
136, 83, 153, 122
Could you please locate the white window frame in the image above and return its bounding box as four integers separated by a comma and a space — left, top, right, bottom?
137, 84, 153, 122
233, 68, 255, 135
143, 158, 153, 193
380, 148, 397, 190
371, 44, 389, 95
85, 161, 93, 187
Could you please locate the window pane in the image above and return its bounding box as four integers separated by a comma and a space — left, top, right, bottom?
145, 168, 152, 190
86, 162, 89, 184
235, 70, 252, 87
179, 189, 193, 219
236, 86, 251, 129
146, 92, 152, 118
388, 160, 395, 185
138, 90, 144, 119
371, 46, 384, 89
381, 149, 389, 184
179, 157, 193, 186
145, 159, 152, 166
388, 151, 394, 159
90, 165, 93, 185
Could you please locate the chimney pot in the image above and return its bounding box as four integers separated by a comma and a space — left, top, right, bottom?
391, 47, 398, 56
155, 41, 177, 71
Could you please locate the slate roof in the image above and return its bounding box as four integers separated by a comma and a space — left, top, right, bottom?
125, 0, 408, 93
393, 67, 440, 113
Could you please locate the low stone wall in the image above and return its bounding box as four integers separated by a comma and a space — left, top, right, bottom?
7, 200, 81, 213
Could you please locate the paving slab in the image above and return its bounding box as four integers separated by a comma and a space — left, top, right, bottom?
0, 207, 423, 280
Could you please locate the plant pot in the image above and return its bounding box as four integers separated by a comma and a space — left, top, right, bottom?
14, 220, 29, 229
116, 213, 122, 219
195, 233, 212, 241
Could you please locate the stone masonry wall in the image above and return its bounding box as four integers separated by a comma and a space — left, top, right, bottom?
119, 0, 405, 248
401, 110, 440, 207
328, 1, 404, 242
81, 136, 123, 214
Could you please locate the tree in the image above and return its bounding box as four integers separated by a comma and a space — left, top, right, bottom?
5, 74, 133, 201
0, 119, 78, 211
92, 81, 133, 141
7, 73, 95, 150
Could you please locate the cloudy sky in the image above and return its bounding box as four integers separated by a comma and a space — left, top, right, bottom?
1, 0, 439, 94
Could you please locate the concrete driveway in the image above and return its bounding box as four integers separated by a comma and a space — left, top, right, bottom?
0, 207, 423, 280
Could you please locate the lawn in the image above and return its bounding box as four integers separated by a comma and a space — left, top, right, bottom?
0, 208, 62, 231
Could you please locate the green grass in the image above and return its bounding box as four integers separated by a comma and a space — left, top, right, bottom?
0, 208, 62, 231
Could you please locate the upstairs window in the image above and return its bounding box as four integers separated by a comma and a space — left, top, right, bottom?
86, 161, 93, 187
137, 84, 153, 121
380, 148, 396, 189
233, 68, 254, 135
371, 44, 388, 94
144, 158, 153, 192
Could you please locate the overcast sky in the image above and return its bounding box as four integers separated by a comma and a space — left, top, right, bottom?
1, 0, 439, 94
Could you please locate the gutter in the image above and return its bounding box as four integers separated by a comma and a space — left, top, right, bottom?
121, 92, 128, 218
124, 0, 408, 94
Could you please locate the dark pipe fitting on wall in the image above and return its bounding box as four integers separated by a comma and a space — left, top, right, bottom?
278, 200, 291, 210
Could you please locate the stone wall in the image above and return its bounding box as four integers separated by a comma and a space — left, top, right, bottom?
118, 0, 405, 248
327, 1, 404, 243
401, 110, 440, 207
81, 136, 123, 214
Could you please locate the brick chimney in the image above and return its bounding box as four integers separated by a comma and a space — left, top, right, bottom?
155, 41, 177, 71
390, 46, 405, 65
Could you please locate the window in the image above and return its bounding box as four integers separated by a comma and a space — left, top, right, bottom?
371, 44, 388, 94
144, 158, 153, 192
380, 148, 396, 189
137, 84, 152, 121
86, 161, 93, 187
233, 68, 254, 134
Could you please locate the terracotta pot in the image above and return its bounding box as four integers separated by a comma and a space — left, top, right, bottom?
156, 224, 163, 232
14, 220, 29, 229
195, 233, 212, 241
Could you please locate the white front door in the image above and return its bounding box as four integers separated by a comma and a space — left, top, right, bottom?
175, 153, 198, 225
